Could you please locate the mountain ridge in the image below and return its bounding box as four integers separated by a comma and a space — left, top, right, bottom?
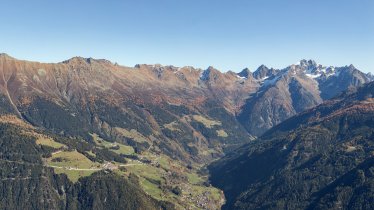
209, 81, 374, 209
4, 52, 371, 75
0, 53, 372, 140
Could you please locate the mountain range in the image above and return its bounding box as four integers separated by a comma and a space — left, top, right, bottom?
0, 53, 373, 209
238, 59, 372, 136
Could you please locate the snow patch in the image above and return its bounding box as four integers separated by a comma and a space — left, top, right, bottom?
262, 76, 280, 87
306, 73, 321, 79
332, 68, 340, 77
305, 66, 339, 80
258, 76, 269, 81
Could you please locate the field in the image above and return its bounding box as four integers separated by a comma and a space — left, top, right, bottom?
113, 127, 148, 143
46, 150, 101, 182
35, 135, 65, 148
163, 121, 181, 131
192, 115, 221, 128
91, 133, 135, 155
40, 134, 224, 208
52, 168, 98, 182
121, 152, 224, 209
216, 129, 228, 137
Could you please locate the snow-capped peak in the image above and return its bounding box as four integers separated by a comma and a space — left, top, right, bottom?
291, 60, 339, 80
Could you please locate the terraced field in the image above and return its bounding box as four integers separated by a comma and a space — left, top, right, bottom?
118, 152, 224, 209
41, 134, 224, 209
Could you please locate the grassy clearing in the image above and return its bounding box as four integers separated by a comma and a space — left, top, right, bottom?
126, 164, 163, 182
46, 150, 101, 182
163, 121, 181, 131
91, 133, 134, 155
36, 135, 65, 148
190, 185, 223, 202
216, 129, 228, 137
187, 172, 203, 185
201, 148, 219, 156
52, 168, 97, 183
113, 127, 148, 143
140, 177, 163, 200
113, 145, 135, 155
158, 155, 172, 170
86, 150, 96, 157
192, 115, 221, 128
125, 163, 167, 202
47, 150, 99, 169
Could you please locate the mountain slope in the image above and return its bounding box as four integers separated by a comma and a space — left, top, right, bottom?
209, 81, 374, 209
0, 54, 254, 164
1, 54, 371, 144
0, 117, 170, 210
237, 59, 372, 136
2, 54, 372, 143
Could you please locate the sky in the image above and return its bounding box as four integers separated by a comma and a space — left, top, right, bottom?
0, 0, 373, 73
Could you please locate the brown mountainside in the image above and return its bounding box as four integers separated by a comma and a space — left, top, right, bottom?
0, 54, 371, 163
0, 54, 255, 164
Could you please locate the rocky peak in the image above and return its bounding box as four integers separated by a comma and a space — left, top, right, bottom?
366, 72, 374, 81
297, 59, 325, 75
299, 59, 317, 68
133, 64, 175, 78
62, 57, 113, 66
62, 57, 91, 65
200, 66, 220, 81
237, 68, 252, 79
253, 65, 278, 80
152, 65, 179, 78
332, 65, 361, 77
206, 66, 216, 71
348, 64, 355, 69
288, 60, 339, 80
0, 53, 16, 60
134, 64, 157, 69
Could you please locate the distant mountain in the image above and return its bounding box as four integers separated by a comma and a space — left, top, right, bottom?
209, 81, 374, 209
237, 59, 372, 136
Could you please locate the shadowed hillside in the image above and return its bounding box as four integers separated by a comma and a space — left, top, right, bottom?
210, 82, 374, 210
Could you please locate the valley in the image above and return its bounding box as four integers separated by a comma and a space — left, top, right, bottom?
209, 82, 374, 209
1, 0, 372, 209
34, 123, 225, 209
0, 54, 373, 209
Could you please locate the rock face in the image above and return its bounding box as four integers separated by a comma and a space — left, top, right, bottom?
237, 59, 372, 136
209, 81, 374, 210
252, 65, 279, 80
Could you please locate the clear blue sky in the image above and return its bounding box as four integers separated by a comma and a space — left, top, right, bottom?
1, 0, 373, 72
